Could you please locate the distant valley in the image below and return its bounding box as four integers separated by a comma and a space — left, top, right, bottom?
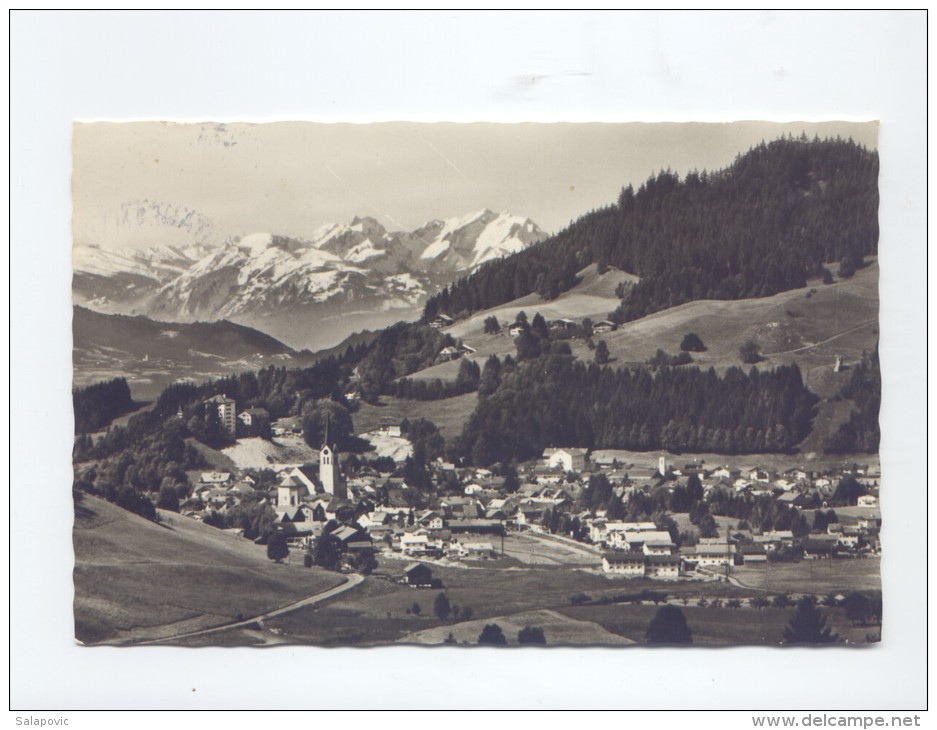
72, 306, 316, 399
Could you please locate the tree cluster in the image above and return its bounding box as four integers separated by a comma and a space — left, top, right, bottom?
73, 377, 135, 434
824, 347, 881, 454
387, 358, 481, 401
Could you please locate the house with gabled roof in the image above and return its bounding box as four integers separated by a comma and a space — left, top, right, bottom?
542, 447, 589, 473
592, 320, 617, 334
645, 554, 681, 579
404, 562, 434, 587
602, 550, 645, 576
277, 473, 310, 509
429, 314, 454, 329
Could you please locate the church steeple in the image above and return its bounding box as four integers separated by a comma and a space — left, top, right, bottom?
319, 410, 345, 498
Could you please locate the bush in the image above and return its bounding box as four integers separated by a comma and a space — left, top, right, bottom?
645, 606, 692, 644
434, 592, 451, 620
478, 624, 507, 645
594, 340, 610, 365
739, 339, 762, 364
517, 626, 546, 644
680, 333, 706, 352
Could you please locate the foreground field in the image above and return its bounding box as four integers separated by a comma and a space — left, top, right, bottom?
400, 608, 634, 645
732, 558, 881, 595
73, 496, 344, 644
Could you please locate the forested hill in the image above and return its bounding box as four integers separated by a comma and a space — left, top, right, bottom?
423, 136, 879, 324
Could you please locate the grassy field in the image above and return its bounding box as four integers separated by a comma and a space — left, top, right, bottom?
501, 532, 602, 566
256, 556, 873, 646
73, 495, 344, 644
560, 602, 873, 645
438, 261, 878, 403
732, 558, 881, 595
562, 263, 878, 398
353, 392, 477, 443
399, 608, 634, 645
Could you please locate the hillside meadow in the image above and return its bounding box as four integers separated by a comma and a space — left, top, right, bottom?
73, 495, 343, 644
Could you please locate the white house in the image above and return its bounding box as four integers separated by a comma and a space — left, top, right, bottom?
857, 494, 879, 507
602, 551, 646, 576
645, 554, 681, 579
694, 542, 736, 567
401, 532, 432, 556
543, 447, 589, 473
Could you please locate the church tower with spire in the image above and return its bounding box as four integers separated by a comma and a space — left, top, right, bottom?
319, 413, 346, 498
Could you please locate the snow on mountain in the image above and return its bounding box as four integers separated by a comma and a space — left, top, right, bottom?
76, 209, 546, 344
415, 209, 544, 270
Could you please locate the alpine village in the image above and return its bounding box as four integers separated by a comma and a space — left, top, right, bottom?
72, 135, 883, 647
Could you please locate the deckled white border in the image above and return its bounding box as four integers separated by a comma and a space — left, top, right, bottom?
9, 9, 927, 711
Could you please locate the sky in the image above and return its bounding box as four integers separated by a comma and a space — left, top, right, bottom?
72, 120, 879, 250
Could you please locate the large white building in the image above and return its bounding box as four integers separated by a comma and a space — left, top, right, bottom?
206, 394, 236, 437
542, 447, 589, 473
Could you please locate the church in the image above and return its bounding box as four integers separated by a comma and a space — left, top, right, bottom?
276, 418, 347, 510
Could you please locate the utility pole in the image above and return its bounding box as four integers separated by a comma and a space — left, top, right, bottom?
725, 522, 731, 581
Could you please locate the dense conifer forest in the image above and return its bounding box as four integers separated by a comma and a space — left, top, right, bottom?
454, 353, 817, 465
73, 378, 135, 433
423, 136, 878, 324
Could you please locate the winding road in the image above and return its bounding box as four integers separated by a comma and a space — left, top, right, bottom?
136, 572, 364, 646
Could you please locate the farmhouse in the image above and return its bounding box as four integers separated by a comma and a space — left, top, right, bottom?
429, 314, 453, 329
592, 320, 617, 334
803, 536, 837, 560
404, 563, 434, 587
437, 346, 462, 362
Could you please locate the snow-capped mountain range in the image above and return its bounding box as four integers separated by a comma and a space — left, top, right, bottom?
73, 209, 545, 350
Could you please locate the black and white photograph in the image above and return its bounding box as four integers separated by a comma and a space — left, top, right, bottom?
71, 120, 883, 648
10, 9, 926, 713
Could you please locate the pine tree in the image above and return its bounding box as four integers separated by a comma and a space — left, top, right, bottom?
266, 530, 289, 564
783, 596, 839, 644
645, 606, 692, 644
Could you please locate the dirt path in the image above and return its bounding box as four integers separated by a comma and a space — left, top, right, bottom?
136, 573, 365, 645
